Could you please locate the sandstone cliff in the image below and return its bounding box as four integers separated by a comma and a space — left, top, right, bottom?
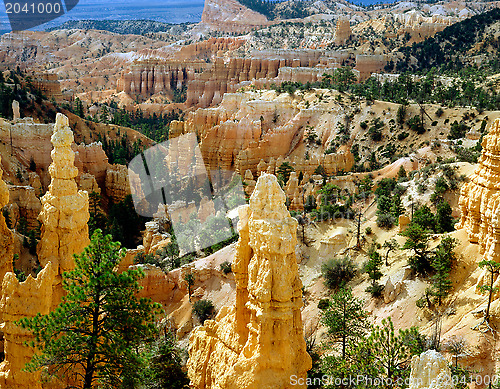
457, 119, 500, 260
187, 174, 312, 388
0, 262, 57, 389
0, 157, 14, 285
180, 91, 354, 178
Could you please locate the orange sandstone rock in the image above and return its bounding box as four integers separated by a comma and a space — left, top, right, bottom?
37, 113, 90, 304
457, 119, 500, 259
0, 157, 13, 285
0, 262, 57, 389
187, 173, 311, 388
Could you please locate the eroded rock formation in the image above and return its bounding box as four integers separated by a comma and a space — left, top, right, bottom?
457, 119, 500, 260
32, 73, 64, 103
335, 17, 352, 45
179, 92, 354, 176
200, 0, 271, 33
0, 262, 57, 389
0, 156, 14, 284
7, 185, 42, 230
105, 164, 131, 203
37, 113, 90, 303
408, 350, 453, 389
187, 173, 311, 388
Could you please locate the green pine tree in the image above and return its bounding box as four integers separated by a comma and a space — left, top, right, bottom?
17, 229, 163, 388
321, 287, 369, 360
142, 327, 189, 389
390, 194, 405, 220
364, 246, 383, 297
366, 317, 422, 381
477, 259, 500, 324
431, 235, 458, 305
382, 238, 399, 266
400, 223, 432, 276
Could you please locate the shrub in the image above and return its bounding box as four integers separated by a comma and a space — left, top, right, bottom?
365, 226, 372, 235
192, 299, 215, 324
398, 132, 409, 141
220, 261, 232, 274
448, 121, 469, 140
407, 115, 425, 134
366, 283, 384, 298
322, 257, 357, 290
412, 205, 437, 232
318, 298, 330, 310
377, 213, 396, 229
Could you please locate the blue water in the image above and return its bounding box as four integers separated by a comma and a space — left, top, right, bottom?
0, 0, 397, 34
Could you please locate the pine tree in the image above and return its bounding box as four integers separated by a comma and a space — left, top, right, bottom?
436, 201, 454, 233
364, 246, 383, 297
143, 327, 190, 389
431, 235, 458, 305
17, 229, 163, 388
277, 162, 294, 186
321, 287, 369, 360
366, 317, 422, 380
74, 98, 84, 118
383, 238, 399, 266
390, 194, 405, 220
400, 223, 432, 276
477, 259, 500, 324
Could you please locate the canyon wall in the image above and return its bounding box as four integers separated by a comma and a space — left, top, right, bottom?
118, 46, 333, 108
457, 118, 500, 260
0, 263, 57, 389
187, 173, 311, 388
7, 185, 42, 230
355, 54, 387, 82
180, 92, 354, 176
31, 73, 64, 103
116, 59, 208, 97
0, 117, 127, 201
0, 157, 13, 285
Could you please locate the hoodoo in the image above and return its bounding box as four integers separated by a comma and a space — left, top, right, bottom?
187, 173, 312, 388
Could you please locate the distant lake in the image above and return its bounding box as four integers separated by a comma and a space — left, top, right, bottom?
0, 0, 398, 35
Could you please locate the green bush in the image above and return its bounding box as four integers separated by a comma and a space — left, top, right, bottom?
448, 121, 469, 140
366, 283, 384, 298
377, 213, 396, 229
322, 257, 357, 290
318, 298, 330, 310
220, 261, 232, 274
407, 115, 425, 134
398, 132, 409, 140
192, 300, 215, 324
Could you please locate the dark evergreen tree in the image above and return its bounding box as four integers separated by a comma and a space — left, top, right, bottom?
17, 230, 162, 388
321, 287, 369, 360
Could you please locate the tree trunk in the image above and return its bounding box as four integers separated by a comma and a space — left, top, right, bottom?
356, 212, 361, 250
342, 300, 346, 360
486, 271, 494, 321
